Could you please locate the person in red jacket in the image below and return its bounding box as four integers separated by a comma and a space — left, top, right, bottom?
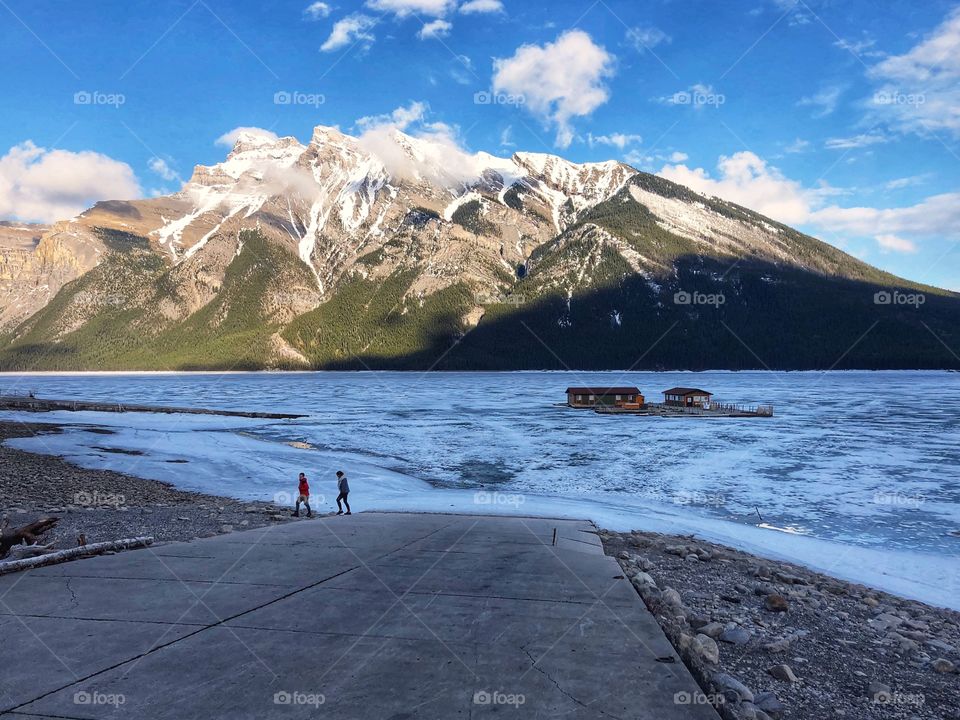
292, 472, 312, 517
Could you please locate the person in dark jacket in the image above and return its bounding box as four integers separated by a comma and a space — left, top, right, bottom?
335, 471, 351, 515
292, 472, 312, 517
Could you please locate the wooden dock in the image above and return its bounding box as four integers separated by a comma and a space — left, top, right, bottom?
0, 395, 305, 420
594, 402, 773, 418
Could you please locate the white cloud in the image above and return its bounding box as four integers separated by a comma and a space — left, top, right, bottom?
623, 149, 687, 171
769, 0, 812, 26
626, 25, 670, 51
809, 192, 960, 241
870, 8, 960, 83
797, 85, 844, 118
365, 0, 455, 17
866, 6, 960, 137
824, 132, 889, 149
356, 101, 428, 132
492, 30, 615, 148
833, 35, 883, 58
303, 2, 332, 20
148, 157, 180, 183
354, 101, 489, 187
875, 234, 918, 254
587, 132, 642, 150
784, 138, 811, 154
0, 141, 141, 223
321, 13, 378, 52
659, 151, 815, 226
215, 127, 280, 148
884, 173, 930, 190
418, 18, 451, 39
459, 0, 503, 13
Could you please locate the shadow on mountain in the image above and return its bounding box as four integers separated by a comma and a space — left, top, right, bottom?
318, 255, 960, 371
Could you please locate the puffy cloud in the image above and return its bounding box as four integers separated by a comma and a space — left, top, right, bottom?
797, 85, 844, 118
493, 30, 615, 148
459, 0, 503, 14
659, 151, 815, 226
626, 25, 670, 51
0, 141, 141, 223
587, 133, 642, 150
215, 127, 280, 147
303, 2, 332, 20
866, 7, 960, 137
148, 157, 181, 183
356, 101, 428, 132
809, 192, 960, 241
321, 13, 378, 52
875, 234, 918, 254
871, 7, 960, 83
365, 0, 455, 17
354, 101, 491, 187
418, 18, 452, 39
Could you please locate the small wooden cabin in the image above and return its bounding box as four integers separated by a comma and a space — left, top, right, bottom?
566, 386, 644, 409
662, 387, 712, 408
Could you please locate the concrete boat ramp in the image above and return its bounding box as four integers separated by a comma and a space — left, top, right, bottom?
0, 513, 718, 719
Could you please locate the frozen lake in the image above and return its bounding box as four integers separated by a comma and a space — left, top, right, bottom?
2, 370, 959, 607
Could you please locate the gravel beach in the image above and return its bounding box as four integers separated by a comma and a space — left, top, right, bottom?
602, 530, 960, 720
0, 421, 302, 550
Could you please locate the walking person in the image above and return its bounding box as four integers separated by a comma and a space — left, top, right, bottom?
292, 472, 312, 517
335, 471, 351, 515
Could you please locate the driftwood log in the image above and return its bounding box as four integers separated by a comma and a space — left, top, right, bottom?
0, 517, 59, 558
0, 536, 154, 575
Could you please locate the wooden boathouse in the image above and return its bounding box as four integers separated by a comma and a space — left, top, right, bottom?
566, 386, 644, 409
662, 387, 713, 408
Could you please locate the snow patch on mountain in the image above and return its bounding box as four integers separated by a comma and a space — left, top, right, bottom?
628, 184, 795, 264
443, 191, 482, 221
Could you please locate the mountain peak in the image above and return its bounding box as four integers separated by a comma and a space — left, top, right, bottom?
227, 130, 299, 156
309, 124, 353, 147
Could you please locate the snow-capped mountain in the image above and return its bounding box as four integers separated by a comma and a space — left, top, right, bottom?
1, 125, 957, 371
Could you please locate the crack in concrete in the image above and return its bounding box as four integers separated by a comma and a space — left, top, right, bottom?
520, 646, 624, 720
63, 578, 78, 609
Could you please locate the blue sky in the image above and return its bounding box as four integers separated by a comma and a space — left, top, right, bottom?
1, 0, 958, 290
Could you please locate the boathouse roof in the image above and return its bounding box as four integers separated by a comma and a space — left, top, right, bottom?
662, 387, 712, 396
565, 386, 641, 395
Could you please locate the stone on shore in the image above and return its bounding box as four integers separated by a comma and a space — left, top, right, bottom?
692, 634, 720, 665
714, 672, 754, 703
931, 657, 956, 673
766, 664, 798, 683
764, 594, 789, 612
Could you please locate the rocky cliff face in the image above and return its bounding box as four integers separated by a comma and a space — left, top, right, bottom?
1, 126, 957, 370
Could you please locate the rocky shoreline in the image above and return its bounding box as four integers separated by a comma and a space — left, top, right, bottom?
0, 421, 303, 551
601, 530, 959, 720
